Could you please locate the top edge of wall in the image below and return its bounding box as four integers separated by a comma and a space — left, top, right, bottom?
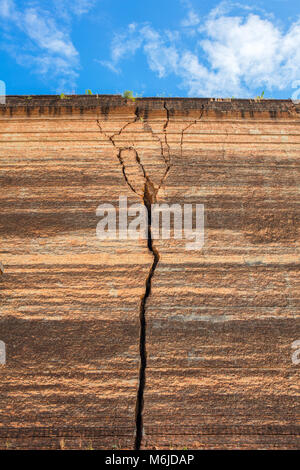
0, 95, 299, 118
0, 95, 295, 105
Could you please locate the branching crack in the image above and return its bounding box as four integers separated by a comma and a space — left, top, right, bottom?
180, 107, 204, 158
163, 101, 171, 165
96, 112, 169, 450
96, 105, 204, 449
142, 102, 171, 191
116, 148, 139, 195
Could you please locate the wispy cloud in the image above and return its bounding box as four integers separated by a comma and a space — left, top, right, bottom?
100, 1, 300, 97
22, 8, 78, 60
101, 23, 179, 79
181, 10, 200, 27
53, 0, 96, 21
0, 0, 94, 90
71, 0, 96, 16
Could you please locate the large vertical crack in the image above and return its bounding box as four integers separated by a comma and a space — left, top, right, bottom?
134, 180, 159, 450
96, 103, 206, 449
96, 110, 169, 450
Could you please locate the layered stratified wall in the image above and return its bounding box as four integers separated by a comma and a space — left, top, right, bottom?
0, 96, 299, 449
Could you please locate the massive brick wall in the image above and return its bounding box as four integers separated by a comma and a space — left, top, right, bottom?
0, 96, 299, 449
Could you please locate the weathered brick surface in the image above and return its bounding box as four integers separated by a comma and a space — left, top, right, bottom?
0, 96, 299, 449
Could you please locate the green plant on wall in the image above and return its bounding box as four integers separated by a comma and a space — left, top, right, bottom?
255, 90, 265, 100
122, 90, 136, 102
60, 93, 69, 99
85, 89, 93, 95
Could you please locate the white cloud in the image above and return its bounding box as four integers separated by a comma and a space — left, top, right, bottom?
112, 37, 142, 63
141, 26, 179, 78
53, 0, 96, 21
97, 60, 121, 74
101, 1, 300, 97
70, 0, 96, 16
102, 23, 179, 79
197, 12, 300, 95
0, 0, 81, 90
181, 10, 200, 27
23, 9, 78, 60
0, 0, 15, 19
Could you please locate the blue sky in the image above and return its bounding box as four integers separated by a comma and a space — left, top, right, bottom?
0, 0, 300, 98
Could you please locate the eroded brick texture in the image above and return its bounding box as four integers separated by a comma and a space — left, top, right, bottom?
0, 96, 299, 449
